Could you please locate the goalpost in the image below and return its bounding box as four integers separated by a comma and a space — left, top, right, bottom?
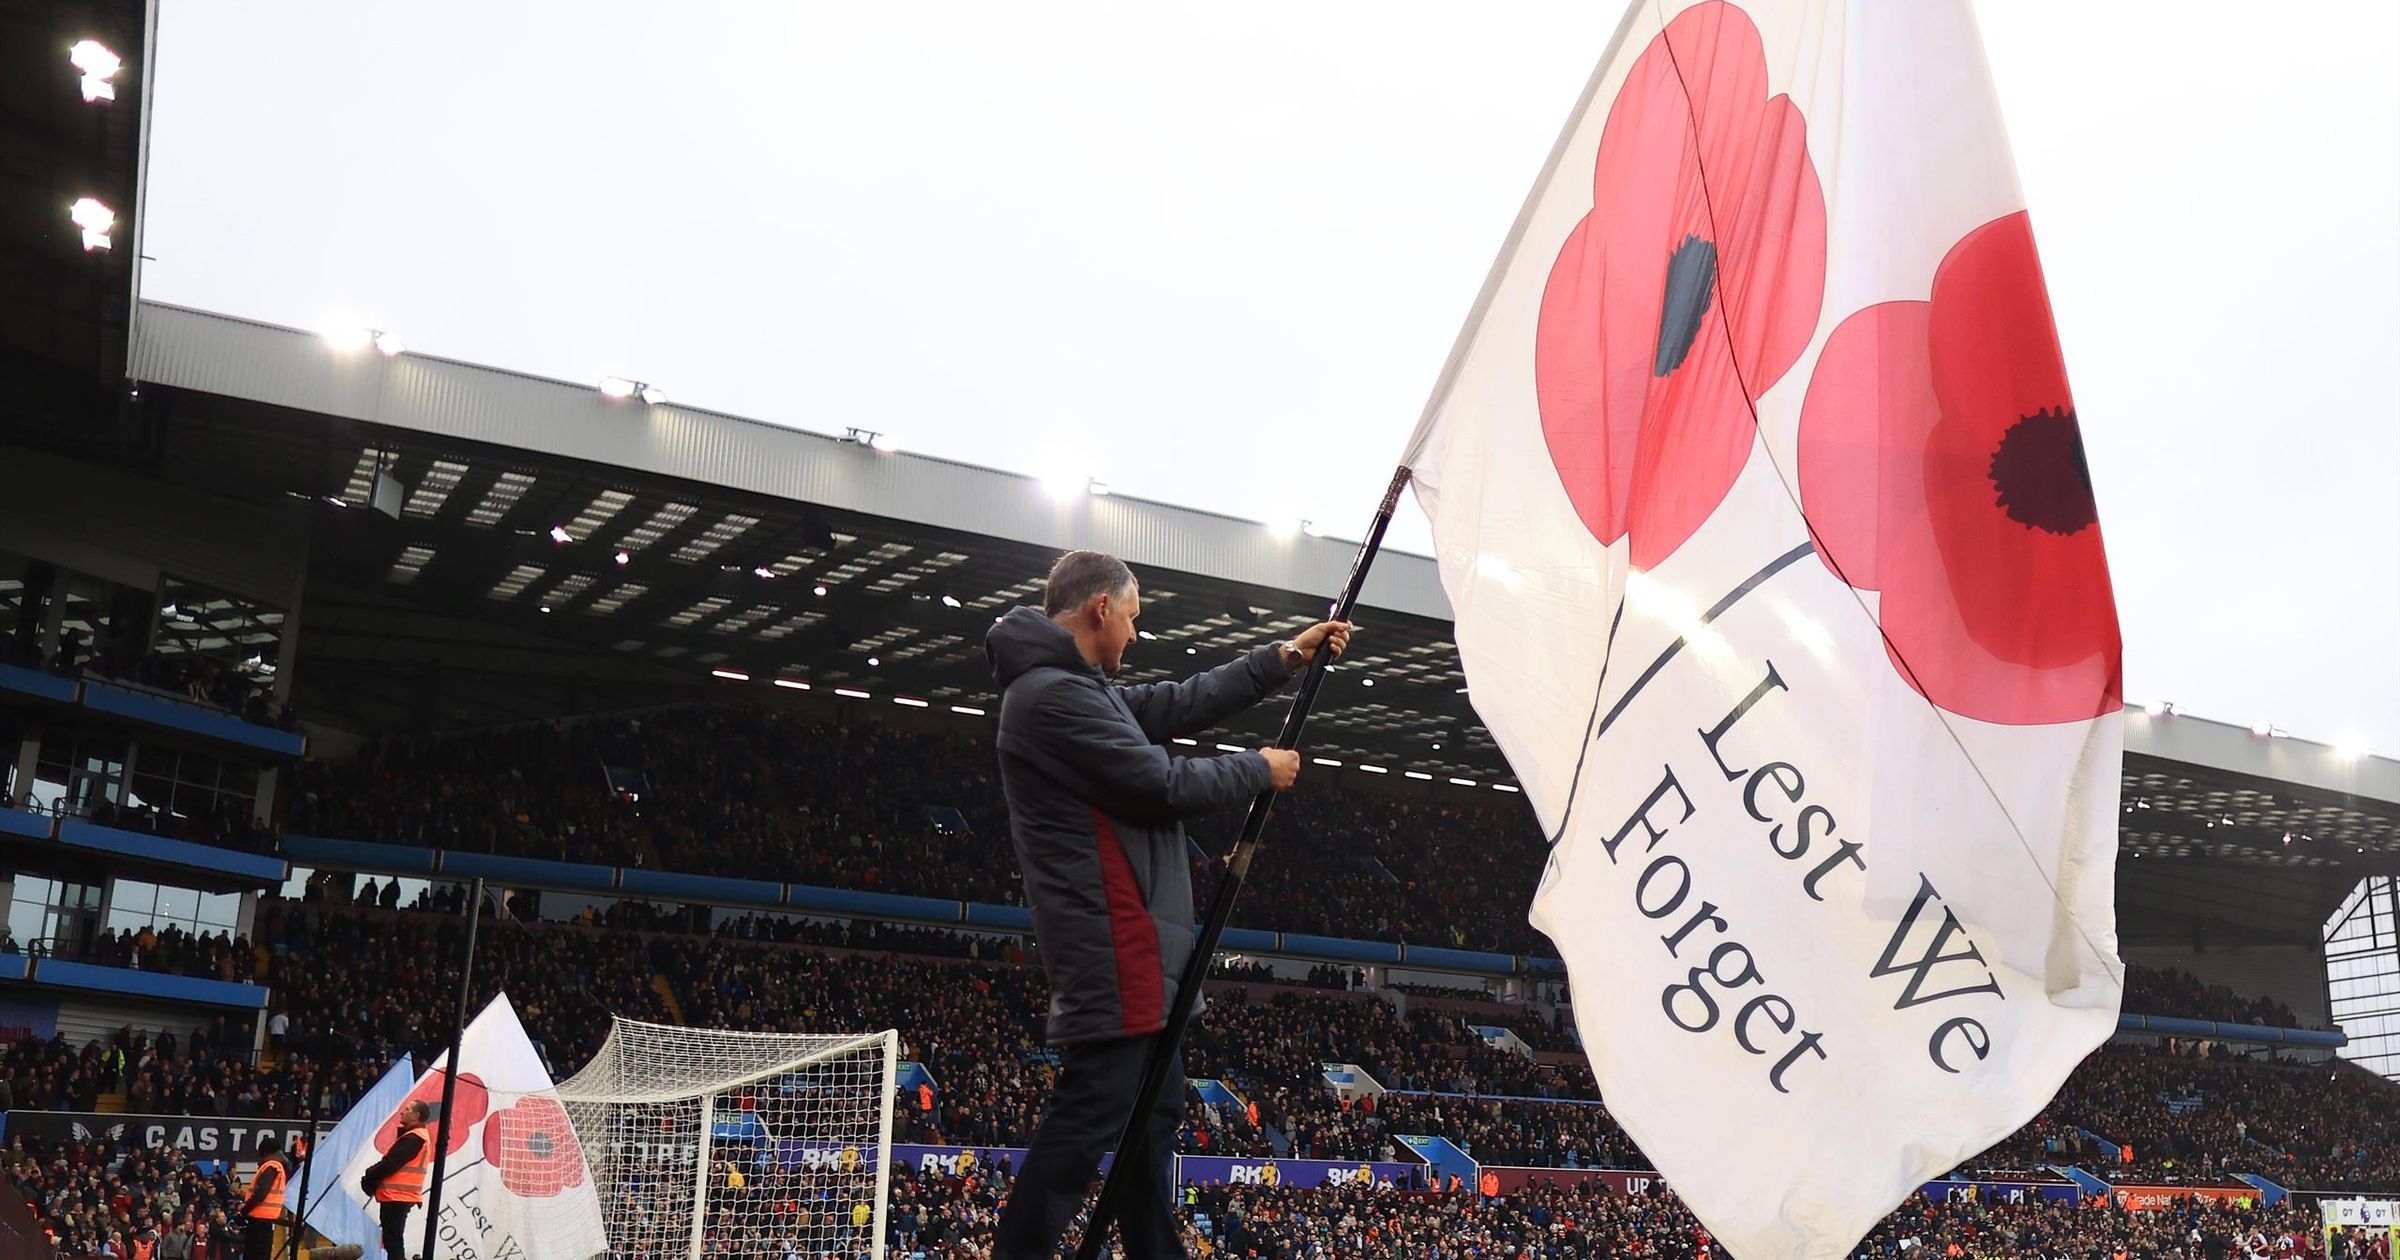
546, 1018, 901, 1260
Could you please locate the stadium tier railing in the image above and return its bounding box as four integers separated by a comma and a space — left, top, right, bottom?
273, 835, 2348, 1048
2, 954, 268, 1009
0, 806, 288, 886
0, 660, 306, 758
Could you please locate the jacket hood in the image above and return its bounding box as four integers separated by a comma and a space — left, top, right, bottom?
987, 605, 1095, 690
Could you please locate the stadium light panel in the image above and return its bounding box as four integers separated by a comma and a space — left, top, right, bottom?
869, 433, 899, 453
894, 696, 930, 708
2142, 699, 2169, 716
374, 331, 408, 357
866, 656, 880, 667
549, 525, 573, 544
1358, 764, 1389, 775
69, 40, 122, 76
68, 198, 115, 251
1312, 758, 1342, 768
773, 678, 810, 691
1088, 480, 1112, 497
2336, 736, 2373, 760
709, 668, 750, 682
1214, 743, 1244, 753
1449, 777, 1477, 787
1493, 783, 1521, 793
2252, 720, 2273, 737
1267, 517, 1302, 539
1360, 678, 1375, 687
319, 324, 373, 353
71, 40, 122, 101
812, 584, 829, 597
834, 687, 871, 700
1171, 737, 1197, 747
599, 376, 639, 400
949, 704, 985, 716
614, 550, 632, 566
1039, 470, 1088, 502
638, 385, 668, 406
941, 594, 962, 608
1405, 771, 1434, 780
753, 566, 775, 579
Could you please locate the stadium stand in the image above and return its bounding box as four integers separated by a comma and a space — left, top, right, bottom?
3, 883, 2382, 1258
285, 707, 1555, 955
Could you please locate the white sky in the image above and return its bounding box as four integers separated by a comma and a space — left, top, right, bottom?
139, 1, 2400, 756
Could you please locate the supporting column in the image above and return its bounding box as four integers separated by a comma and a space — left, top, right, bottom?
9, 729, 39, 807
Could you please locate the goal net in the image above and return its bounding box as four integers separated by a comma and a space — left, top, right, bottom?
545, 1018, 900, 1260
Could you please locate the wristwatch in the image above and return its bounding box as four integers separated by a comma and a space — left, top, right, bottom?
1279, 640, 1306, 670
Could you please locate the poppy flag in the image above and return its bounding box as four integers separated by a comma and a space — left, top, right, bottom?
339, 994, 608, 1260
1401, 3, 2123, 1257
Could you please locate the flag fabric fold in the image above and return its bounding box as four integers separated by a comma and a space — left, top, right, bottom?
1404, 3, 2124, 1257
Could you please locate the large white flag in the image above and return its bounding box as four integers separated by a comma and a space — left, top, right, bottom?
340, 994, 607, 1260
1404, 3, 2123, 1257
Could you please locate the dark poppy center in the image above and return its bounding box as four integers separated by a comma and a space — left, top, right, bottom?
1653, 234, 1718, 377
527, 1131, 555, 1159
1988, 408, 2096, 535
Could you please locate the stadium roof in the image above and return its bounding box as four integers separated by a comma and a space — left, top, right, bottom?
110, 301, 2400, 937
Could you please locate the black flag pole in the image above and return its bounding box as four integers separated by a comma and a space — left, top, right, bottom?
1073, 465, 1413, 1260
286, 1086, 317, 1260
420, 876, 485, 1260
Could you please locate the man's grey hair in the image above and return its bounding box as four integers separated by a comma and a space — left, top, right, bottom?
1044, 550, 1135, 617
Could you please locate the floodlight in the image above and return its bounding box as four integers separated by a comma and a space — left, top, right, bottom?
70, 40, 121, 102
69, 198, 114, 251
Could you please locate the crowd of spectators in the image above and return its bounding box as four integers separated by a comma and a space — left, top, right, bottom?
286, 704, 1556, 955
16, 898, 2380, 1185
108, 652, 292, 731
2040, 1043, 2400, 1191
6, 897, 2381, 1197
81, 797, 276, 854
6, 890, 2397, 1259
284, 702, 2392, 997
13, 922, 256, 983
2125, 966, 2308, 1030
4, 1137, 247, 1259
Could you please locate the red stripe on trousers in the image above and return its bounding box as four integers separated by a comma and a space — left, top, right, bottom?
1089, 808, 1164, 1035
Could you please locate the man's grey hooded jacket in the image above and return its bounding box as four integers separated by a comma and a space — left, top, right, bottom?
986, 606, 1294, 1046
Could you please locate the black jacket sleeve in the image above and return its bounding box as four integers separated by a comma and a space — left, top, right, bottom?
1024, 680, 1271, 824
1116, 644, 1294, 744
360, 1132, 422, 1193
